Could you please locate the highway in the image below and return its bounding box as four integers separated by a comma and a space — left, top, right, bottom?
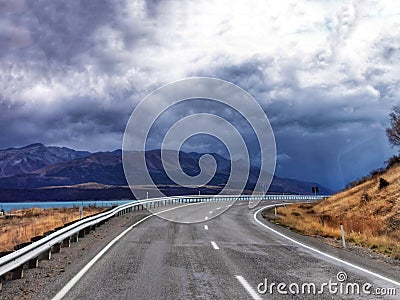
54, 201, 399, 299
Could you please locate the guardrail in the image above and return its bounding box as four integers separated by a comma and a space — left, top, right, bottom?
0, 194, 326, 289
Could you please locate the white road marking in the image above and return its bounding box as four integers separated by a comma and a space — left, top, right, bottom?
254, 204, 400, 287
235, 275, 262, 300
216, 207, 221, 210
204, 225, 208, 230
52, 202, 204, 300
211, 241, 219, 250
209, 210, 213, 214
205, 216, 209, 220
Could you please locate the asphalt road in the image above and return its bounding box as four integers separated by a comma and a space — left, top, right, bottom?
55, 201, 399, 299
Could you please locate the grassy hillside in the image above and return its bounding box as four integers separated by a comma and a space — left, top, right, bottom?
274, 163, 400, 259
0, 207, 106, 252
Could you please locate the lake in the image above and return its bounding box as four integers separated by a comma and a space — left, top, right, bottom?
0, 200, 136, 212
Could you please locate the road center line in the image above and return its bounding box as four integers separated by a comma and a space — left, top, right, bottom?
209, 210, 213, 214
254, 204, 400, 287
52, 202, 204, 300
210, 241, 219, 250
235, 275, 262, 300
204, 225, 208, 230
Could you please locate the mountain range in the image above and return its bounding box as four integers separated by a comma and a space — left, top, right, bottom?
0, 143, 331, 201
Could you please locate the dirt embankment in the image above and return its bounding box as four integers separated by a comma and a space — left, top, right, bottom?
273, 164, 400, 259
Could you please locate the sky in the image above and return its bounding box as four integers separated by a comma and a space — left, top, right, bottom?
1, 0, 400, 191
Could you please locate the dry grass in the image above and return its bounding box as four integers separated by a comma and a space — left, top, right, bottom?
0, 206, 107, 252
276, 164, 400, 259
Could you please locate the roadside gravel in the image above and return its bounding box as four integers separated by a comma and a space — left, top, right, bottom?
262, 208, 400, 271
1, 210, 150, 300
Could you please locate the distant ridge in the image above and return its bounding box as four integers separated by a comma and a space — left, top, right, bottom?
0, 143, 331, 201
0, 143, 90, 177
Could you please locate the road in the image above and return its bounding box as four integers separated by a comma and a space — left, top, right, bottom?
55, 200, 399, 299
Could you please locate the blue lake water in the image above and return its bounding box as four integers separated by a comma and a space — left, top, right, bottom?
0, 200, 136, 212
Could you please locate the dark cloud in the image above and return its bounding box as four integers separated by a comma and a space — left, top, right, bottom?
0, 0, 399, 191
24, 0, 118, 63
0, 94, 132, 151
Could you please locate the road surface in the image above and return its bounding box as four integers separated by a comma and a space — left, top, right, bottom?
55, 200, 399, 299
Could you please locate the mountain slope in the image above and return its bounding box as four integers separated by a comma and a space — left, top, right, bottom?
0, 143, 90, 177
275, 162, 400, 258
0, 144, 331, 199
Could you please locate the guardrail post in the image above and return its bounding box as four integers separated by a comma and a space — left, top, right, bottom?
14, 242, 31, 251
27, 257, 39, 269
44, 230, 55, 237
0, 251, 14, 258
10, 265, 24, 280
62, 236, 71, 248
39, 248, 52, 260
31, 235, 44, 243
71, 233, 79, 243
52, 242, 62, 254
78, 229, 85, 238
340, 223, 346, 248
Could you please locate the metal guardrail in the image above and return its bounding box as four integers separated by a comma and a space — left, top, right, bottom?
0, 194, 326, 283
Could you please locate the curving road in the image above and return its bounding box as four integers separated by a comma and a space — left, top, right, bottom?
54, 201, 399, 299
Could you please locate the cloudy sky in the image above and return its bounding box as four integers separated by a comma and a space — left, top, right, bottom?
1, 0, 400, 191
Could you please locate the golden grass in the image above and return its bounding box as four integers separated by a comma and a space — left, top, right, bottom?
0, 206, 107, 252
275, 164, 400, 259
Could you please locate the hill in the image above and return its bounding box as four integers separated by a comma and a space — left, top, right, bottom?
0, 143, 331, 201
0, 143, 90, 177
273, 161, 400, 259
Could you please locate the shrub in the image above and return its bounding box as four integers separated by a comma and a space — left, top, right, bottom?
385, 155, 400, 169
379, 178, 389, 189
361, 192, 371, 203
370, 168, 385, 177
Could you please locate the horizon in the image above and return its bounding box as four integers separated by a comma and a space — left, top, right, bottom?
2, 140, 393, 193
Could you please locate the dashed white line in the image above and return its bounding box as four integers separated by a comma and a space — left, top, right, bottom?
205, 216, 209, 220
216, 207, 221, 210
210, 241, 219, 250
204, 225, 208, 230
235, 275, 262, 300
52, 202, 203, 300
209, 210, 213, 214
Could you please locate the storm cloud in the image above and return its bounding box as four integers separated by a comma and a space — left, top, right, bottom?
1, 0, 400, 190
